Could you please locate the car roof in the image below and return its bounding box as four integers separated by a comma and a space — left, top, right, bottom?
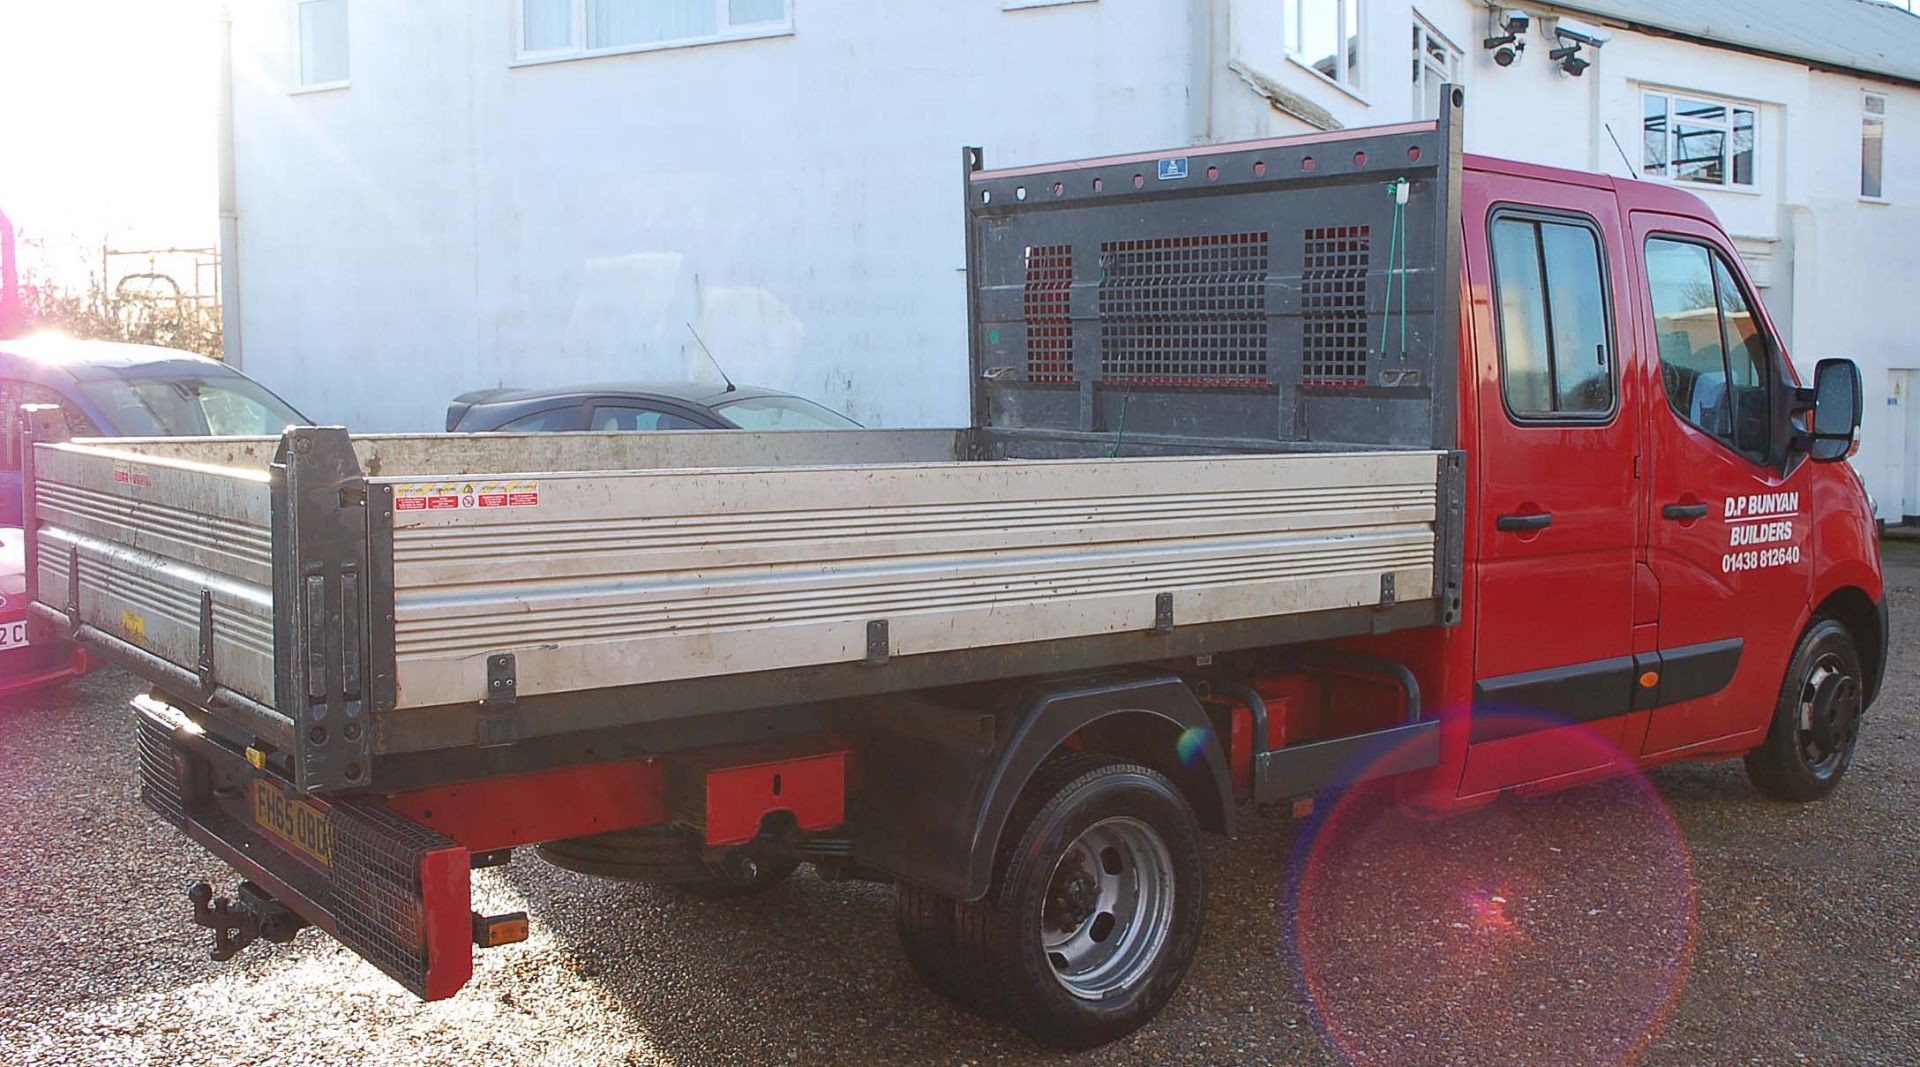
453, 380, 790, 408
0, 334, 231, 384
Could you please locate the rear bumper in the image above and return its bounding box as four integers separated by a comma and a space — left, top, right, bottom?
133, 694, 475, 999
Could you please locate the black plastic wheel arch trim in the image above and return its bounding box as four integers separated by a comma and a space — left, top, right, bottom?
959, 673, 1235, 901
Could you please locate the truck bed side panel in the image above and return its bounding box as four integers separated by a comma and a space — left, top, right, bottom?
380, 450, 1441, 709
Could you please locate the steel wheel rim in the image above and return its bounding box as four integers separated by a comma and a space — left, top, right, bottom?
1797, 651, 1860, 777
1040, 815, 1175, 1000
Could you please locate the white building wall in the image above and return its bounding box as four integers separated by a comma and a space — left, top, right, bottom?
227, 1, 1920, 517
229, 0, 1201, 432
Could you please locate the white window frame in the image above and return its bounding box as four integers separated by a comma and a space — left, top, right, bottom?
291, 0, 350, 93
1641, 88, 1760, 192
512, 0, 793, 65
1004, 0, 1096, 9
1288, 0, 1365, 97
1411, 13, 1460, 120
1863, 91, 1889, 202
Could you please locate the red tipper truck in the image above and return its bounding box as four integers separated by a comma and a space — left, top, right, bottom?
17, 90, 1881, 1048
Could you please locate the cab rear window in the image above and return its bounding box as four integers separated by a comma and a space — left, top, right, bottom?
1489, 213, 1616, 420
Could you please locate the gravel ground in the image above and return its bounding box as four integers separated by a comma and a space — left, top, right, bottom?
1, 551, 1916, 1066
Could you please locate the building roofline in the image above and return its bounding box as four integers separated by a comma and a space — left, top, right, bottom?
1538, 0, 1920, 92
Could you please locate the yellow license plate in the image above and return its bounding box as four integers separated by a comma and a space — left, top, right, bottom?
251, 779, 334, 867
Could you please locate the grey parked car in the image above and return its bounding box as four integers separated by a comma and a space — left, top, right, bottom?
446, 381, 860, 433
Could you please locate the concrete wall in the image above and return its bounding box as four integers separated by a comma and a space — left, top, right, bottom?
228, 0, 1920, 516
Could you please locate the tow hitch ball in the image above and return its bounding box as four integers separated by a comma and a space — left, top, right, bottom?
188, 881, 310, 962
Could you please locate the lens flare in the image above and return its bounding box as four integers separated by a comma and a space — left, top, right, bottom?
1283, 709, 1697, 1067
1175, 725, 1211, 767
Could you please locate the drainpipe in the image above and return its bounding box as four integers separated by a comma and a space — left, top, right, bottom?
217, 1, 244, 368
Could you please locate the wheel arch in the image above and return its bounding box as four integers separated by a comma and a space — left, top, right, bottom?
959, 673, 1234, 901
1812, 585, 1886, 705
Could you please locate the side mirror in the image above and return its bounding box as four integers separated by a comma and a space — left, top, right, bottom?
1802, 358, 1862, 463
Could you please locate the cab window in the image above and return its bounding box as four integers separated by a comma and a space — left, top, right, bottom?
1489, 213, 1615, 419
1645, 238, 1771, 463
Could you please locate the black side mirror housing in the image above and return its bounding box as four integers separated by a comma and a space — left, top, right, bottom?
1798, 358, 1862, 463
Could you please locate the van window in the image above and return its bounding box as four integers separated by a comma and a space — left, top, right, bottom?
1645, 238, 1771, 463
1489, 214, 1614, 418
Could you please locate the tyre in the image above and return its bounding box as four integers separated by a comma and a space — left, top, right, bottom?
537, 826, 798, 898
1745, 617, 1866, 802
925, 754, 1206, 1049
894, 882, 992, 1014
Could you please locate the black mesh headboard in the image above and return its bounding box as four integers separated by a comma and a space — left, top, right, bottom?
963, 86, 1465, 453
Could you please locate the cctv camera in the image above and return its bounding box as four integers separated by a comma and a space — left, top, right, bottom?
1551, 16, 1611, 47
1484, 34, 1524, 67
1551, 45, 1591, 76
1499, 9, 1530, 35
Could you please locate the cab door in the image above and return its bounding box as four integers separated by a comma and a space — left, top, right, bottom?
1632, 213, 1812, 756
1460, 174, 1643, 796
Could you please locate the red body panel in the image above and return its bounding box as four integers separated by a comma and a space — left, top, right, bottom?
384, 758, 671, 853
704, 750, 847, 847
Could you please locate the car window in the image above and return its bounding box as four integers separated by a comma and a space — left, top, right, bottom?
76, 375, 304, 437
1646, 237, 1772, 463
712, 395, 859, 431
1489, 214, 1614, 419
497, 406, 587, 432
592, 405, 707, 431
1, 379, 102, 471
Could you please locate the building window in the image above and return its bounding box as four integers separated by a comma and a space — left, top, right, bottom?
517, 0, 791, 60
1863, 92, 1887, 199
295, 0, 349, 88
1292, 0, 1362, 91
1489, 213, 1616, 419
1642, 90, 1757, 189
1411, 14, 1460, 120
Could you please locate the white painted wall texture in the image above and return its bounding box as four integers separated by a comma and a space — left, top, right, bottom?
226, 1, 1920, 517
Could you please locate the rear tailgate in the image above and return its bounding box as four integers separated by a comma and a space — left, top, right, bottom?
28, 434, 277, 710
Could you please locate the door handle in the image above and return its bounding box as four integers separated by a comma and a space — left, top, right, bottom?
1495, 512, 1553, 532
1662, 503, 1710, 521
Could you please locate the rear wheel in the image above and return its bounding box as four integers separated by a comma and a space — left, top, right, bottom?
1745, 618, 1865, 802
895, 754, 1205, 1048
